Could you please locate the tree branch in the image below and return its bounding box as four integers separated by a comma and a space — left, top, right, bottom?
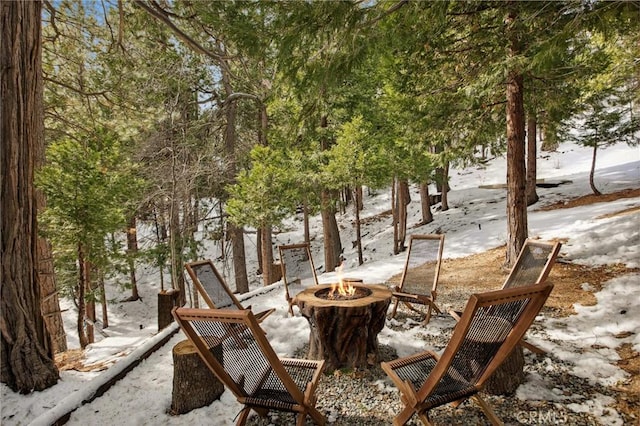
133, 0, 227, 62
43, 75, 109, 97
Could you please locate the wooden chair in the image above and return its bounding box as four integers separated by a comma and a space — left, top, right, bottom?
501, 239, 562, 290
185, 260, 275, 323
389, 234, 445, 325
278, 243, 319, 316
173, 308, 326, 426
450, 239, 562, 354
381, 282, 554, 426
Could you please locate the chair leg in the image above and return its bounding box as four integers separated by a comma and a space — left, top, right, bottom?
236, 407, 251, 426
520, 339, 546, 354
394, 405, 419, 426
389, 298, 400, 319
420, 305, 433, 326
471, 395, 504, 426
416, 410, 435, 425
307, 406, 326, 425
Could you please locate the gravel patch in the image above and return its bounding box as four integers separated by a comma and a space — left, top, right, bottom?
246, 305, 622, 425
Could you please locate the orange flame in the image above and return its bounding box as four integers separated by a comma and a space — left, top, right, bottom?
330, 263, 356, 298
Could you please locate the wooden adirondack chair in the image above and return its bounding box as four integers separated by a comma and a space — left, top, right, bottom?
185, 260, 275, 323
382, 282, 554, 426
278, 243, 319, 316
173, 308, 326, 426
389, 234, 445, 325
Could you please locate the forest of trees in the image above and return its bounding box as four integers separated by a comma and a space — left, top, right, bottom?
1, 0, 638, 393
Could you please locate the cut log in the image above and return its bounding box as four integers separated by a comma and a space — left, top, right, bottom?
295, 284, 391, 372
158, 289, 180, 330
170, 339, 224, 415
485, 344, 525, 395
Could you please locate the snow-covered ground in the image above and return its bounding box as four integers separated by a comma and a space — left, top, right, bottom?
2, 141, 639, 426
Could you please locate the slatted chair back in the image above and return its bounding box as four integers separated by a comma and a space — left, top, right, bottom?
185, 260, 243, 310
173, 308, 326, 425
278, 243, 318, 315
382, 282, 553, 426
399, 234, 445, 296
389, 234, 445, 325
502, 240, 562, 289
185, 260, 275, 323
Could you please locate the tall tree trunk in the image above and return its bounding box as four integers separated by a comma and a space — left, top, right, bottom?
256, 228, 263, 275
419, 182, 433, 225
35, 96, 66, 353
392, 178, 399, 255
77, 245, 89, 349
221, 59, 249, 294
540, 111, 558, 152
303, 202, 311, 244
440, 162, 450, 211
169, 196, 185, 306
319, 111, 342, 273
229, 223, 249, 293
320, 190, 342, 272
153, 207, 167, 292
37, 239, 67, 354
260, 225, 273, 286
98, 271, 108, 329
505, 6, 528, 267
1, 0, 59, 392
396, 179, 410, 252
354, 187, 363, 266
589, 143, 601, 196
526, 114, 539, 206
126, 216, 140, 301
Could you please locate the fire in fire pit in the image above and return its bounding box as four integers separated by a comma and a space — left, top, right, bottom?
316, 278, 369, 300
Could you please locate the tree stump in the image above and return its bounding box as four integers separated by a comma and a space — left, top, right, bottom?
170, 339, 224, 415
485, 344, 525, 395
295, 284, 391, 372
158, 289, 180, 330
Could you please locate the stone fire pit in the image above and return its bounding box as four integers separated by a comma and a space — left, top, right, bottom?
294, 283, 392, 372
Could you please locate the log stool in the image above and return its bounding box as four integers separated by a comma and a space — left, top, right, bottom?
170, 339, 224, 415
158, 289, 180, 330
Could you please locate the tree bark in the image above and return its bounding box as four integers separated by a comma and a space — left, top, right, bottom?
391, 177, 399, 255
170, 339, 224, 415
158, 289, 180, 330
77, 247, 89, 348
589, 143, 601, 195
256, 228, 263, 275
221, 55, 250, 294
419, 182, 433, 225
440, 161, 450, 211
485, 344, 525, 395
396, 179, 410, 252
296, 285, 391, 372
37, 239, 67, 354
260, 224, 274, 286
126, 216, 140, 301
505, 6, 528, 267
229, 223, 249, 293
354, 187, 363, 266
320, 190, 342, 272
303, 202, 311, 244
1, 0, 59, 392
526, 114, 539, 206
